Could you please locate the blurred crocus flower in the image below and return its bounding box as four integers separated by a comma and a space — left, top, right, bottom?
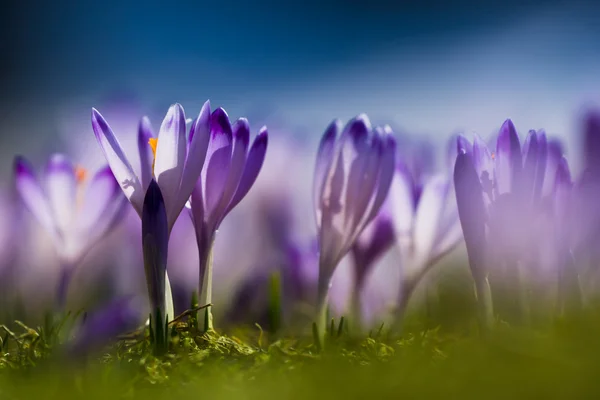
67, 295, 143, 357
388, 150, 463, 326
188, 108, 268, 331
91, 102, 211, 329
313, 115, 396, 337
348, 205, 395, 327
14, 154, 127, 308
453, 119, 566, 326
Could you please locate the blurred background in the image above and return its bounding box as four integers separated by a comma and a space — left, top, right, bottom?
1, 0, 600, 327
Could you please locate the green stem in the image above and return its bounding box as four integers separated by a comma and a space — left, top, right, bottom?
198, 233, 216, 332
474, 276, 494, 334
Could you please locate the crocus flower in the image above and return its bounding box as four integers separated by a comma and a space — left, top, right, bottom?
91, 102, 211, 328
454, 119, 564, 325
388, 137, 463, 328
313, 115, 396, 337
348, 205, 395, 327
14, 154, 127, 308
188, 107, 268, 331
67, 295, 143, 357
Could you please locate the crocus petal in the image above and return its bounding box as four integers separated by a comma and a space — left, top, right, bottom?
533, 131, 547, 202
175, 101, 211, 216
201, 108, 233, 223
553, 156, 572, 225
142, 180, 169, 320
521, 130, 539, 200
14, 156, 55, 235
583, 110, 600, 172
457, 134, 473, 155
363, 133, 396, 227
472, 134, 493, 180
454, 152, 487, 280
389, 163, 416, 236
542, 139, 564, 196
138, 116, 155, 193
211, 118, 250, 228
67, 296, 143, 357
314, 120, 341, 227
495, 119, 522, 195
347, 126, 380, 232
340, 115, 371, 233
154, 103, 187, 229
91, 108, 144, 215
45, 154, 76, 234
412, 175, 450, 265
78, 166, 128, 240
225, 127, 269, 217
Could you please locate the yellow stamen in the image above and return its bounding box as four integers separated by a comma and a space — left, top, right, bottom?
74, 165, 88, 210
148, 138, 158, 173
75, 165, 88, 184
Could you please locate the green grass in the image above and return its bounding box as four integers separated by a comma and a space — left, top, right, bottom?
1, 307, 600, 400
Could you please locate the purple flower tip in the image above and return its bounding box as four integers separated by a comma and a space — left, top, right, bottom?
46, 154, 73, 173
233, 118, 251, 145
210, 107, 233, 138
324, 119, 341, 140
14, 156, 33, 177
91, 108, 111, 138
499, 119, 517, 137
555, 156, 572, 187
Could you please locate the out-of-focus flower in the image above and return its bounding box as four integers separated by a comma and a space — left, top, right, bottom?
91, 102, 211, 326
14, 154, 127, 307
313, 115, 396, 337
348, 206, 395, 327
188, 107, 268, 330
388, 156, 463, 325
453, 119, 567, 326
67, 295, 143, 357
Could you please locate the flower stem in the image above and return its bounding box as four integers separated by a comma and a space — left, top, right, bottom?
198, 233, 216, 332
315, 272, 331, 349
56, 265, 74, 311
474, 276, 494, 333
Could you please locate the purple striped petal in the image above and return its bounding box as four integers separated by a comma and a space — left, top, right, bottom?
494, 119, 522, 195
454, 151, 487, 280
138, 116, 155, 193
176, 100, 211, 215
45, 154, 76, 233
364, 133, 396, 226
553, 157, 572, 240
154, 103, 187, 229
91, 108, 144, 215
14, 156, 55, 234
211, 117, 250, 228
313, 120, 341, 226
201, 108, 233, 223
472, 134, 493, 181
142, 180, 169, 320
225, 127, 268, 216
351, 213, 395, 286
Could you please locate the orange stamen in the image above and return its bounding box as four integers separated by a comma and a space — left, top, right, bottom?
75, 165, 88, 184
148, 138, 158, 173
491, 152, 496, 160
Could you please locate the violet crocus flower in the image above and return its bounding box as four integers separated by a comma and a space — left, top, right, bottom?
67, 296, 143, 357
348, 206, 395, 327
388, 157, 463, 327
91, 102, 211, 328
454, 119, 564, 326
188, 108, 268, 331
313, 115, 396, 338
14, 154, 127, 308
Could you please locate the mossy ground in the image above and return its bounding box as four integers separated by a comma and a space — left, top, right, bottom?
1, 305, 600, 400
